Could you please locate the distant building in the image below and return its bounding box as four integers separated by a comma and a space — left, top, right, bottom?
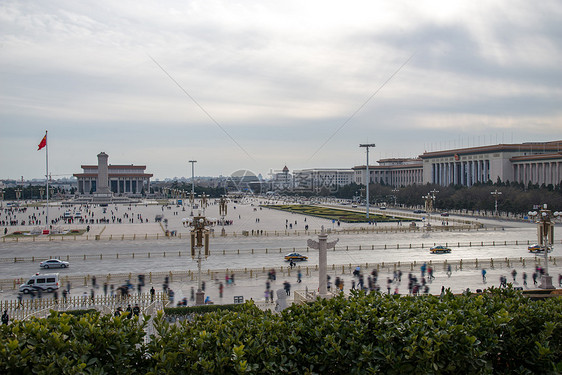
73, 152, 153, 196
269, 166, 293, 191
419, 141, 562, 187
353, 158, 423, 187
292, 168, 354, 193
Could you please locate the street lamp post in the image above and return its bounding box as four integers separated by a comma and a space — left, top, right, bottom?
182, 214, 216, 305
219, 196, 228, 236
491, 190, 502, 216
527, 204, 560, 289
359, 144, 376, 219
391, 188, 399, 207
189, 160, 197, 216
15, 188, 22, 203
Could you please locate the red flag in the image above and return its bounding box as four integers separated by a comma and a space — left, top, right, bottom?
38, 133, 47, 150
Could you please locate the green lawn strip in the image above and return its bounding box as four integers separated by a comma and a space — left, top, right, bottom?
262, 204, 416, 223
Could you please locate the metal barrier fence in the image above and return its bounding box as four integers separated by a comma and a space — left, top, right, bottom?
0, 292, 168, 321
2, 238, 560, 265
1, 223, 482, 243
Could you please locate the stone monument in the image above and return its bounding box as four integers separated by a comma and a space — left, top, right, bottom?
307, 226, 339, 297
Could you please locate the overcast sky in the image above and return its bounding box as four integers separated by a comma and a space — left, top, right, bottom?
1, 0, 561, 181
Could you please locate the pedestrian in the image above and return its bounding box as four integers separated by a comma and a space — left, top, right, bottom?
511, 269, 517, 283
190, 287, 195, 301
230, 273, 235, 285
17, 292, 23, 308
103, 282, 108, 296
53, 290, 58, 304
284, 281, 291, 296
522, 272, 527, 286
447, 264, 452, 278
481, 269, 487, 283
297, 270, 302, 283
387, 278, 392, 294
92, 276, 97, 289
62, 289, 67, 303
132, 304, 140, 316
558, 273, 562, 287
219, 282, 224, 298
126, 304, 132, 318
114, 307, 122, 317
532, 272, 538, 285
1, 310, 9, 325
150, 286, 155, 302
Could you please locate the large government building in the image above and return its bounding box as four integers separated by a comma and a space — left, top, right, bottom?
73, 152, 153, 196
351, 140, 562, 188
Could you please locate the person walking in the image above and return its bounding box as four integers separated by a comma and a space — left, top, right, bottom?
126, 304, 132, 319
297, 270, 302, 284
511, 269, 517, 283
219, 282, 224, 298
150, 286, 155, 302
132, 304, 140, 317
1, 310, 9, 325
522, 272, 527, 286
481, 269, 487, 283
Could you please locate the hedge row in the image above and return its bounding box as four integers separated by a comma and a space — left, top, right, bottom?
1, 288, 561, 374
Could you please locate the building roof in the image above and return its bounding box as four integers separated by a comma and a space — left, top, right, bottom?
419, 141, 562, 159
79, 165, 148, 170
510, 152, 562, 162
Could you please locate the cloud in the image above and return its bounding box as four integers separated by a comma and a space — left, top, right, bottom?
1, 0, 561, 180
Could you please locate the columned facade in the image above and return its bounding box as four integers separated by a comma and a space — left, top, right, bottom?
74, 153, 153, 196
421, 141, 562, 187
353, 158, 423, 187
511, 155, 562, 186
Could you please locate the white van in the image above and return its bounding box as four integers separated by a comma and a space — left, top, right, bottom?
19, 273, 60, 293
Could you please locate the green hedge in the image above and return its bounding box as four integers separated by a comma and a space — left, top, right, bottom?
262, 204, 416, 223
1, 289, 561, 374
165, 303, 247, 316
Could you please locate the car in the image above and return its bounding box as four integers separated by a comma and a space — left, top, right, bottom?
413, 210, 427, 214
440, 212, 449, 217
430, 245, 451, 254
528, 244, 552, 253
39, 259, 70, 269
284, 252, 308, 261
19, 273, 60, 293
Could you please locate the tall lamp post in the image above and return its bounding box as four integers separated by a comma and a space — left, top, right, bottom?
219, 196, 228, 236
182, 214, 216, 305
359, 144, 376, 219
491, 190, 502, 216
189, 160, 197, 216
391, 188, 399, 207
527, 204, 560, 289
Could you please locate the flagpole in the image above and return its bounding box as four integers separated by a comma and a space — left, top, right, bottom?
45, 130, 49, 231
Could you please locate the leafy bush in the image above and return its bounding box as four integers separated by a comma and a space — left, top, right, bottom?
1, 290, 561, 374
0, 310, 147, 374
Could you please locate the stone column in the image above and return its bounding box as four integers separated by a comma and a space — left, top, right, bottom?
307, 227, 339, 297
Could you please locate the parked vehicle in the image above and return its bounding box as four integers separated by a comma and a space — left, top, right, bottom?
19, 273, 60, 293
430, 245, 451, 254
440, 212, 449, 217
39, 259, 69, 269
413, 210, 427, 214
284, 252, 308, 261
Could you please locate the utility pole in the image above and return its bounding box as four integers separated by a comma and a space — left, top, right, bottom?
359, 144, 376, 219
